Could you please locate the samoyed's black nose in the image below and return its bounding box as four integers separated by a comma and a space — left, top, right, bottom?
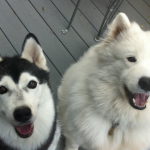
138, 77, 150, 91
14, 107, 31, 122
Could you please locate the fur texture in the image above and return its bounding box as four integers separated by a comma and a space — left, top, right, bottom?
0, 33, 60, 150
58, 13, 150, 150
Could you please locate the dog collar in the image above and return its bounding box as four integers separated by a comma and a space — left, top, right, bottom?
108, 122, 119, 135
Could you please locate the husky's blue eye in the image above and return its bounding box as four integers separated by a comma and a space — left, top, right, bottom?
0, 86, 8, 94
127, 57, 136, 62
28, 81, 37, 89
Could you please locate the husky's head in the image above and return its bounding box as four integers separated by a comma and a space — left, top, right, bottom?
98, 13, 150, 111
0, 33, 51, 138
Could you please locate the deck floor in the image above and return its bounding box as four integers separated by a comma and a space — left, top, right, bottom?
0, 0, 150, 149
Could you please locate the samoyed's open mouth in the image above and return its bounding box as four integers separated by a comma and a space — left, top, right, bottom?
15, 123, 34, 138
124, 85, 149, 110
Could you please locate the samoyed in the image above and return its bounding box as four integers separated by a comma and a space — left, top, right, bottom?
58, 13, 150, 150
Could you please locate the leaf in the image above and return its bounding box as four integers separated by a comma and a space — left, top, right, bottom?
42, 7, 44, 12
14, 11, 17, 16
141, 25, 146, 28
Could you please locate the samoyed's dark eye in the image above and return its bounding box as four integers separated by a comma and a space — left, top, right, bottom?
127, 57, 136, 62
28, 80, 37, 89
0, 86, 8, 94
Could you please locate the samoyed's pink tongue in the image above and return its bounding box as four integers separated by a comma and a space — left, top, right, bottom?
133, 93, 146, 106
16, 123, 33, 135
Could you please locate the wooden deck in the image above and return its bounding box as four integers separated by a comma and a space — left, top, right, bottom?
0, 0, 150, 149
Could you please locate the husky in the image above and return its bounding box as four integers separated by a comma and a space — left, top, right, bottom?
0, 33, 60, 150
58, 13, 150, 150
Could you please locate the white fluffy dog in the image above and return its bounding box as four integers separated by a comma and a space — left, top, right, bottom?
58, 13, 150, 150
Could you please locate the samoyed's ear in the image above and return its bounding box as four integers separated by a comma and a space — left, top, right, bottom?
21, 33, 49, 71
106, 13, 131, 41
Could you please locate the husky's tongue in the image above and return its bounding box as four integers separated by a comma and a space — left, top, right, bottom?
133, 93, 146, 106
16, 123, 33, 135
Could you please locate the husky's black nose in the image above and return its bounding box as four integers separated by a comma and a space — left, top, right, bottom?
14, 107, 31, 122
138, 77, 150, 91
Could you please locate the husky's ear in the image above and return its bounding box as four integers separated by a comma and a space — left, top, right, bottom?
106, 13, 131, 41
21, 33, 49, 71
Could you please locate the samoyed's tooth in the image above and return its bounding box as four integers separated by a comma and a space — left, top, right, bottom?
133, 98, 135, 104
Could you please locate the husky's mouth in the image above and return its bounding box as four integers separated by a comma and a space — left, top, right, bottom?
15, 123, 34, 138
124, 85, 149, 110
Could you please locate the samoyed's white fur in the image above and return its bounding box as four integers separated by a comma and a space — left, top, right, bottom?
58, 13, 150, 150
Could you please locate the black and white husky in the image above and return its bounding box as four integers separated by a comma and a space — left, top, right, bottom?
0, 33, 60, 150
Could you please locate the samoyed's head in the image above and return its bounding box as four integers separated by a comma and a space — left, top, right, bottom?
98, 13, 150, 110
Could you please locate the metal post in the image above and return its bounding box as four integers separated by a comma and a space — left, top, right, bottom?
107, 0, 124, 25
94, 0, 124, 42
62, 0, 81, 34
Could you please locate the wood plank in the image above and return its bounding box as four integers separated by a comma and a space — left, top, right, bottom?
51, 0, 98, 46
91, 0, 150, 31
120, 0, 150, 30
0, 29, 17, 56
144, 0, 150, 6
89, 0, 120, 31
30, 0, 88, 60
71, 0, 123, 39
72, 0, 104, 31
128, 0, 150, 23
91, 0, 126, 21
0, 1, 28, 52
91, 0, 150, 27
91, 0, 110, 15
7, 0, 75, 75
0, 0, 62, 100
70, 0, 118, 38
